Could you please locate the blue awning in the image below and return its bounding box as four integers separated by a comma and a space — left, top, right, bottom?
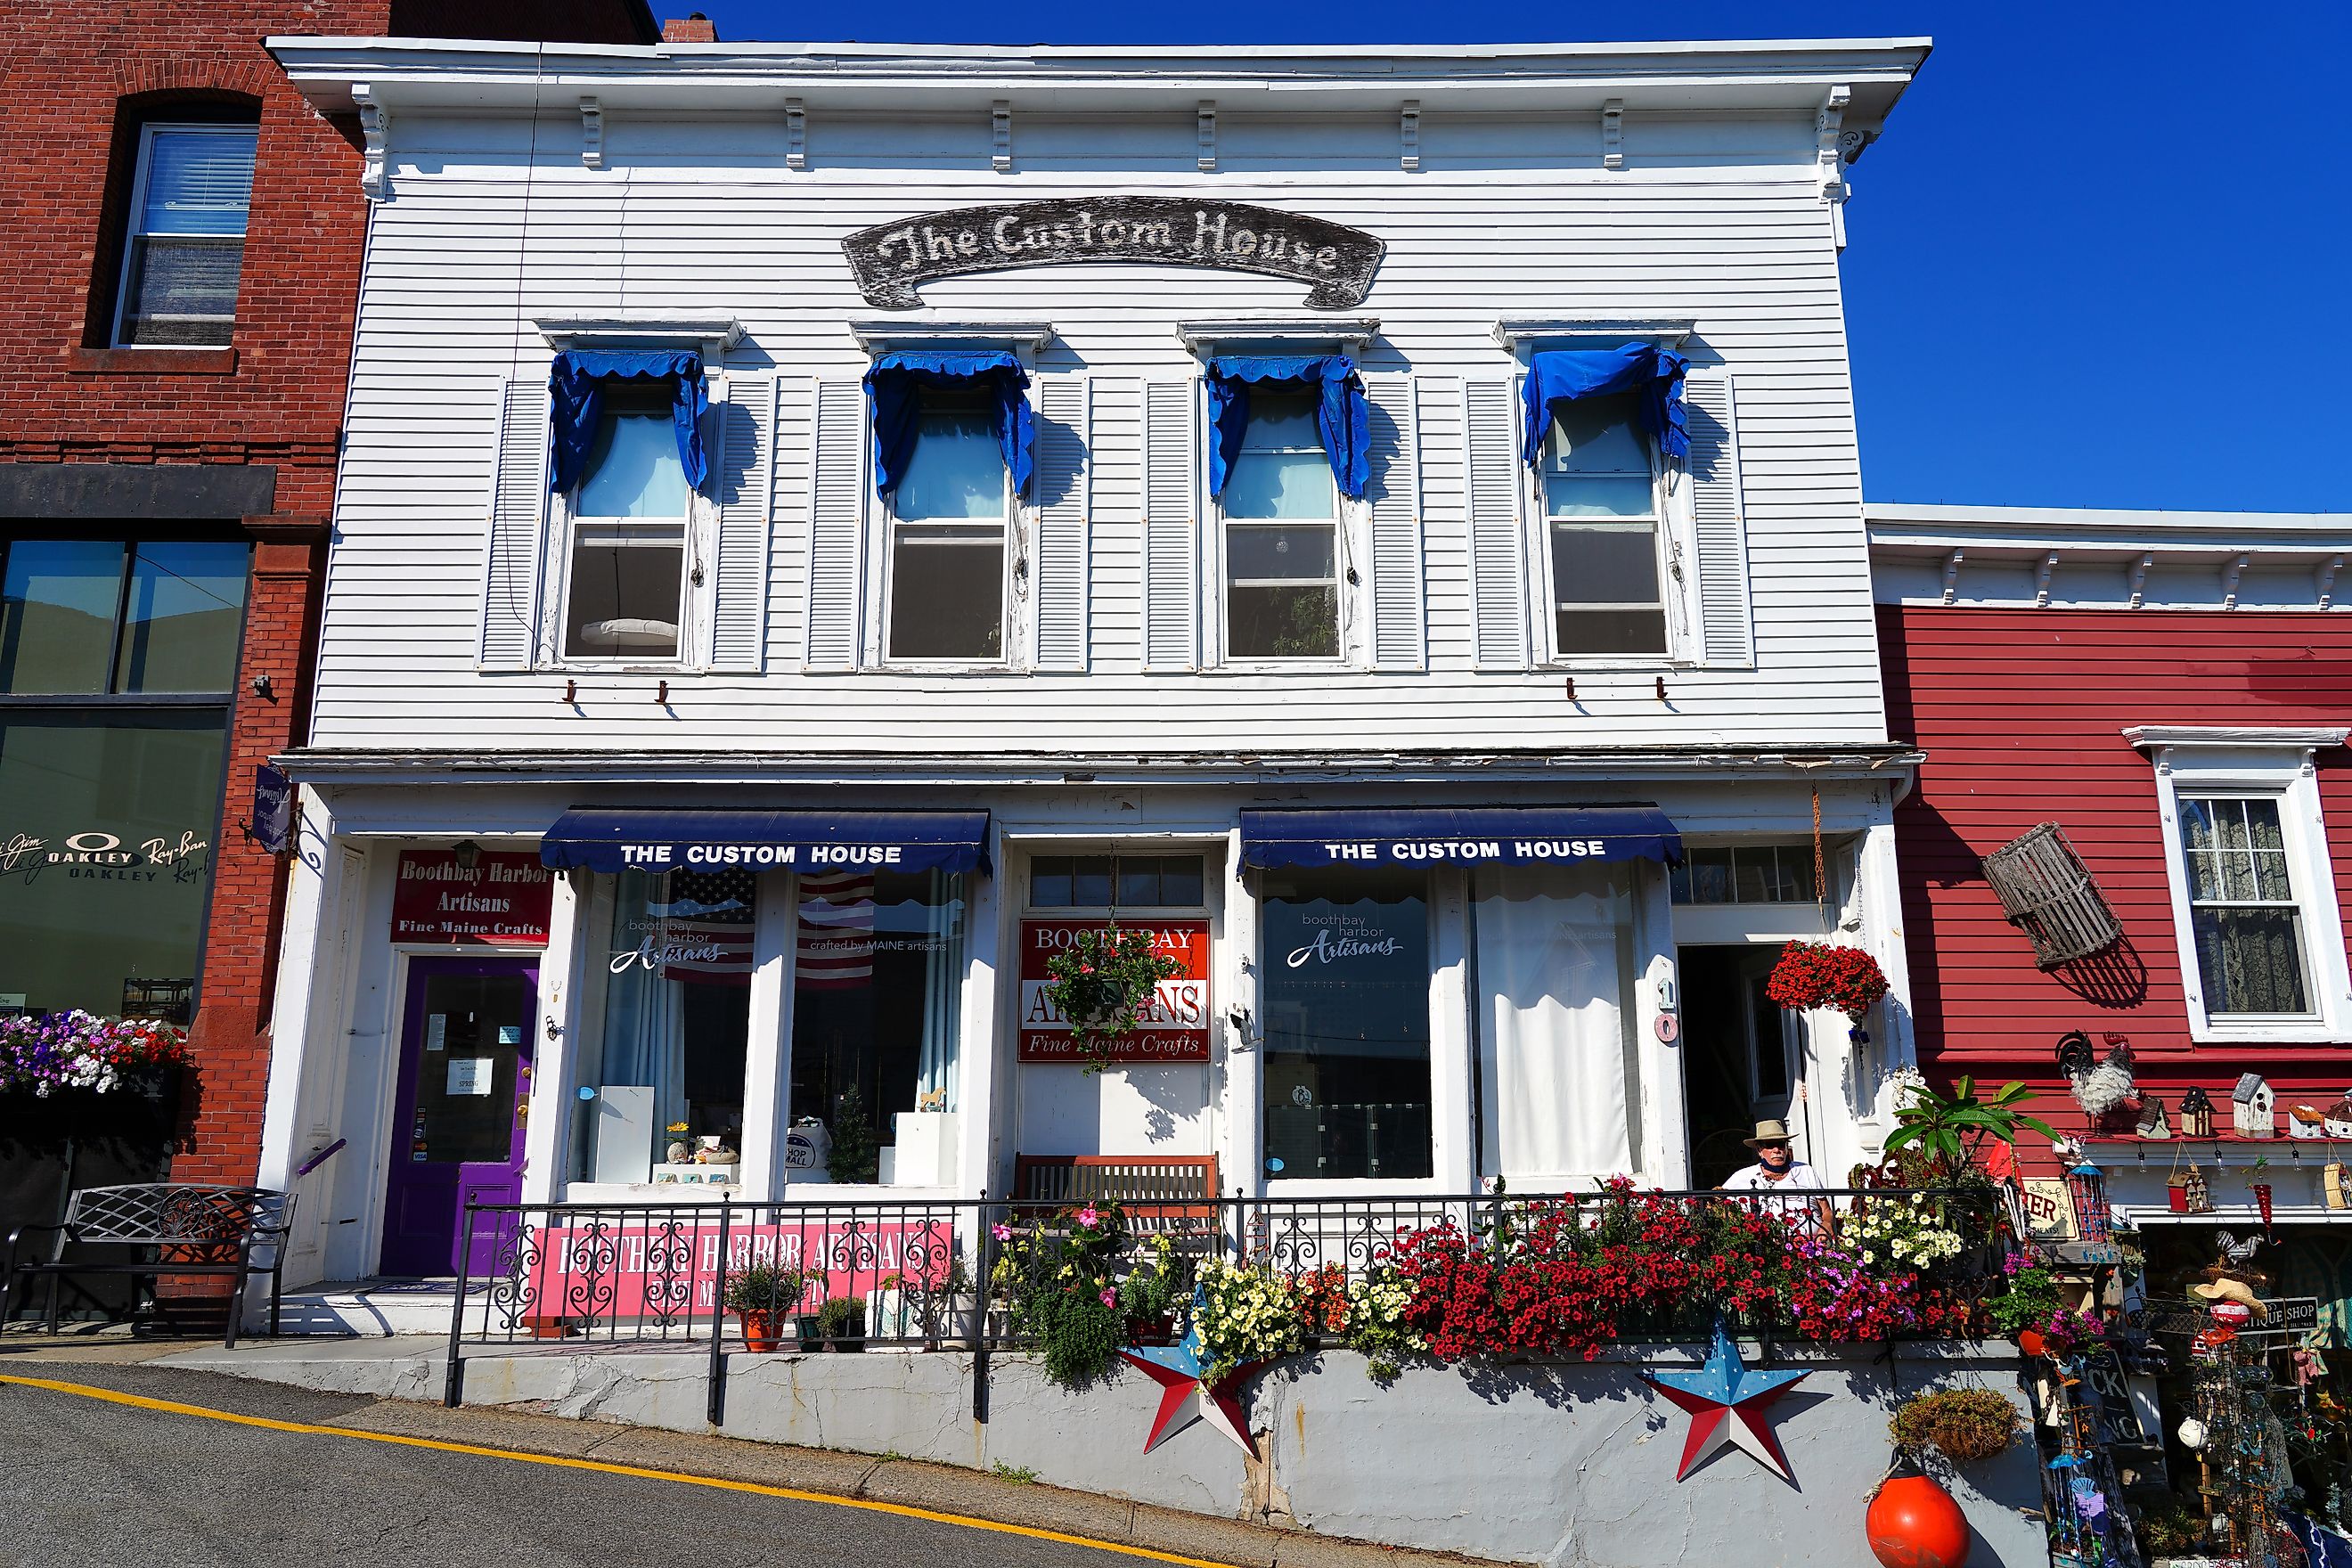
540, 810, 992, 875
1519, 343, 1688, 468
548, 349, 711, 495
1205, 354, 1369, 502
865, 349, 1034, 500
1239, 806, 1682, 870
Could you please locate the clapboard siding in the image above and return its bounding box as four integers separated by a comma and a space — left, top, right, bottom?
1881, 603, 2352, 1168
316, 108, 1882, 749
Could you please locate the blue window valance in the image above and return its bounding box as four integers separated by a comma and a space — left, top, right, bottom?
548, 349, 711, 494
1205, 354, 1370, 502
540, 808, 992, 876
864, 350, 1035, 500
1519, 343, 1689, 468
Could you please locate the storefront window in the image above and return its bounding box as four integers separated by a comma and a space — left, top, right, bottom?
1260, 868, 1432, 1180
0, 539, 246, 1023
1473, 863, 1641, 1181
790, 870, 967, 1181
571, 868, 752, 1183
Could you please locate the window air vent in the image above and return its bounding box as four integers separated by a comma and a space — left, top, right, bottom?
1980, 822, 2125, 969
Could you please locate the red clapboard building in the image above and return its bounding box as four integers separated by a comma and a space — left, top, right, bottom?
1872, 503, 2351, 1244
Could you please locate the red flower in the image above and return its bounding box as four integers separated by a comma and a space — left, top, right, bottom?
1766, 942, 1890, 1019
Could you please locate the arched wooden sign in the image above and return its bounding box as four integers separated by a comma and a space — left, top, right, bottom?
842, 197, 1384, 310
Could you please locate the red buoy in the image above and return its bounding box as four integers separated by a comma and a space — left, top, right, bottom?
1866, 1473, 1971, 1568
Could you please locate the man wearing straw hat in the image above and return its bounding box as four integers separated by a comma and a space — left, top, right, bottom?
1721, 1119, 1833, 1234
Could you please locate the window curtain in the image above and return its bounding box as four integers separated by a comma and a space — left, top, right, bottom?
916, 870, 968, 1108
864, 350, 1035, 500
1517, 343, 1689, 467
1205, 354, 1370, 502
598, 944, 690, 1155
548, 349, 711, 494
1473, 864, 1641, 1179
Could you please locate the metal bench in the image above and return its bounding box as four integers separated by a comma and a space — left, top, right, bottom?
2, 1183, 293, 1347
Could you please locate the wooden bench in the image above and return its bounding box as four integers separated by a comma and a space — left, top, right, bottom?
1013, 1155, 1220, 1235
2, 1183, 293, 1347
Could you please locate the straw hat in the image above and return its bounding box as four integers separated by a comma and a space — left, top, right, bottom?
2189, 1277, 2271, 1320
1744, 1119, 1795, 1151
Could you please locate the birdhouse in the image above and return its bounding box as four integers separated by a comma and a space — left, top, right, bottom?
2183, 1165, 2214, 1213
2233, 1074, 2275, 1139
2290, 1104, 2331, 1139
2136, 1096, 2171, 1140
2180, 1086, 2216, 1139
2325, 1097, 2352, 1140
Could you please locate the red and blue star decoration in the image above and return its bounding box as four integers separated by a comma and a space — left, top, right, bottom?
1642, 1322, 1810, 1482
1116, 1303, 1263, 1458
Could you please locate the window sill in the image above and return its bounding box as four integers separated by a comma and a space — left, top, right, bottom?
68, 346, 237, 375
2187, 1017, 2349, 1047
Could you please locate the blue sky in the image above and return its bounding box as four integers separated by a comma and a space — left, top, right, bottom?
690, 3, 2349, 514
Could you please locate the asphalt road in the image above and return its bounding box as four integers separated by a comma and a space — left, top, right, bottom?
0, 1362, 1159, 1568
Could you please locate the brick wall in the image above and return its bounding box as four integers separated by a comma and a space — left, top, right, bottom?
0, 3, 649, 1193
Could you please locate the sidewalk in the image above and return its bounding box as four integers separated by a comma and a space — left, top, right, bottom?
4, 1331, 1509, 1568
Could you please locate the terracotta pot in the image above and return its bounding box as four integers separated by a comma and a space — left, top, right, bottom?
1866, 1473, 1971, 1568
738, 1308, 782, 1353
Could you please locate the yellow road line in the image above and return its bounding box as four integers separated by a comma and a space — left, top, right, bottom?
0, 1373, 1235, 1568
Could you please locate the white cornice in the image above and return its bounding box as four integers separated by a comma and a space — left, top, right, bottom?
534, 314, 745, 348
1492, 317, 1696, 349
1867, 502, 2352, 558
2123, 724, 2349, 752
1177, 317, 1379, 353
848, 319, 1056, 351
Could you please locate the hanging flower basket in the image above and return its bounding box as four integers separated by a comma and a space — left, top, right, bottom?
1766, 942, 1890, 1020
1041, 924, 1183, 1075
0, 1010, 190, 1098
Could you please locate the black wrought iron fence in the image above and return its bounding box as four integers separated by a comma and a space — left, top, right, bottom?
444, 1184, 2006, 1422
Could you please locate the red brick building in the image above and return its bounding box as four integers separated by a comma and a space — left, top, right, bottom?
1873, 503, 2351, 1227
0, 1, 656, 1221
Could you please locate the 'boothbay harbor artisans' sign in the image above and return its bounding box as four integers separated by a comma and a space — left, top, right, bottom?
842, 198, 1384, 309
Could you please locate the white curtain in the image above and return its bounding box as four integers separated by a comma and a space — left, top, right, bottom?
1474, 863, 1640, 1181
917, 870, 967, 1107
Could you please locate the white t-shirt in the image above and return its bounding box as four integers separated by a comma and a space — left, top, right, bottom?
1721, 1161, 1825, 1193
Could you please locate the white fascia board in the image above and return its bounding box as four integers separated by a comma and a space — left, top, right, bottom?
265, 36, 1928, 124
1866, 502, 2352, 559
2122, 723, 2350, 752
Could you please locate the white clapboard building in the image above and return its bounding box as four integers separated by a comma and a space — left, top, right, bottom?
257, 33, 1931, 1286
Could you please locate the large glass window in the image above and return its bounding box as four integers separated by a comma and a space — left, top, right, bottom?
114, 123, 257, 348
1670, 845, 1817, 906
886, 397, 1008, 662
1260, 868, 1431, 1180
1029, 853, 1205, 911
790, 870, 968, 1181
0, 538, 246, 1024
1473, 864, 1640, 1181
564, 389, 690, 661
1223, 392, 1340, 660
1541, 392, 1666, 656
2178, 796, 2313, 1017
572, 869, 755, 1183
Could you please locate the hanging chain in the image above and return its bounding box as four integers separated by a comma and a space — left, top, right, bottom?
1812, 783, 1829, 935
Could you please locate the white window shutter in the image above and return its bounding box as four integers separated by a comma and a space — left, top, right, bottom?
1141, 378, 1199, 672
1364, 374, 1425, 672
804, 378, 866, 671
1685, 375, 1753, 667
1465, 376, 1528, 668
1033, 375, 1090, 673
710, 375, 775, 672
478, 373, 548, 672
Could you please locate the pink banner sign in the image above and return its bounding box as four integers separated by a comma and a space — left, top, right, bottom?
520, 1214, 961, 1321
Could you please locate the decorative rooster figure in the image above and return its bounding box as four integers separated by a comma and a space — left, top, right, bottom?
2061, 1031, 2136, 1122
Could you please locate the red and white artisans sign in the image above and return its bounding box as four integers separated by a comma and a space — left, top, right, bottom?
1017, 919, 1212, 1064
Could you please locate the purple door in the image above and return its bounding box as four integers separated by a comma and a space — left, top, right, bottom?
380, 957, 538, 1278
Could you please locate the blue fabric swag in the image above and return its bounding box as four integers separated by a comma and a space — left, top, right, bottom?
547, 349, 711, 494
1205, 355, 1370, 502
1518, 342, 1690, 467
864, 350, 1035, 499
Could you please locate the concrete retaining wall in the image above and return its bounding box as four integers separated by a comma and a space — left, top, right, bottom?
168, 1338, 2045, 1566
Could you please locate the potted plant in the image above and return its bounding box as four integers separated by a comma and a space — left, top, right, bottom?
1116, 1232, 1192, 1343
815, 1294, 867, 1352
826, 1084, 880, 1184
1891, 1387, 2019, 1464
1766, 941, 1891, 1041
724, 1262, 805, 1353
1041, 925, 1183, 1075
992, 1201, 1135, 1385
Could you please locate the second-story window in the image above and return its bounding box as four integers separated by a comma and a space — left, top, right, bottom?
1222, 391, 1340, 660
564, 388, 689, 661
113, 123, 257, 348
886, 394, 1008, 662
1541, 392, 1666, 656
2178, 796, 2313, 1017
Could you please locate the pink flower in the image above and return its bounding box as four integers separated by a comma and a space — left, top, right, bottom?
1076, 1205, 1100, 1229
991, 1223, 1011, 1241
1100, 1288, 1118, 1309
